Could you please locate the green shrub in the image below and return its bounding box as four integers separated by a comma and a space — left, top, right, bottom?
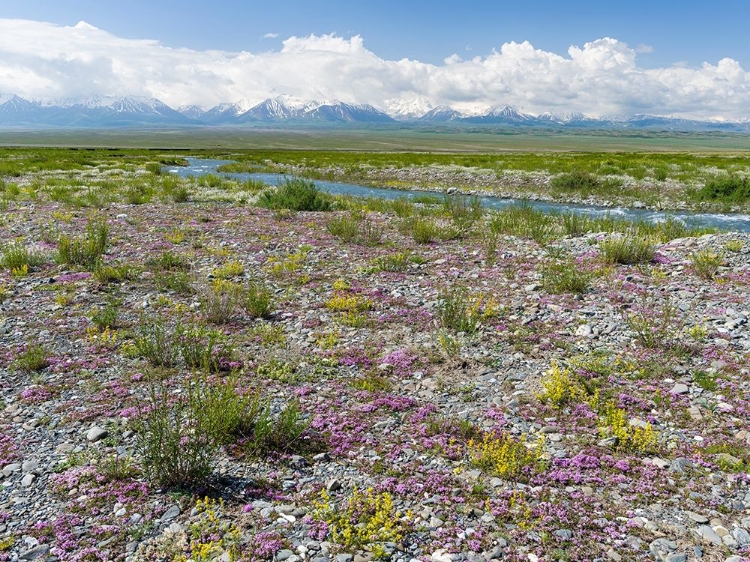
443, 192, 483, 230
550, 170, 601, 193
176, 324, 236, 373
326, 213, 361, 242
0, 242, 46, 272
13, 344, 49, 373
134, 372, 261, 489
145, 162, 162, 175
242, 283, 273, 319
154, 271, 194, 294
371, 252, 411, 273
257, 178, 332, 211
690, 250, 723, 280
147, 250, 190, 271
199, 280, 242, 324
438, 285, 480, 334
171, 185, 189, 203
132, 316, 179, 367
405, 217, 439, 244
57, 215, 109, 269
93, 262, 139, 284
695, 174, 750, 203
599, 235, 654, 265
90, 299, 121, 330
541, 259, 592, 294
245, 399, 312, 457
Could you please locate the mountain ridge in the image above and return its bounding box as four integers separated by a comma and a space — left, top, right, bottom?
0, 93, 748, 131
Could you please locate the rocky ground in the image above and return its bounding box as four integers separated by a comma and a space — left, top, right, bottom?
0, 195, 748, 562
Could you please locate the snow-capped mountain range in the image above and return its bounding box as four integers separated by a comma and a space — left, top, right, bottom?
0, 93, 749, 131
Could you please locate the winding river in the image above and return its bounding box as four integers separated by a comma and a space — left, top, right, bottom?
168, 158, 750, 233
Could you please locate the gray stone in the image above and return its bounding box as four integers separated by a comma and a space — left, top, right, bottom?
21, 473, 35, 487
86, 426, 108, 442
336, 555, 353, 562
664, 555, 687, 562
724, 557, 742, 562
554, 529, 573, 540
605, 550, 621, 562
670, 383, 689, 395
732, 527, 750, 545
277, 550, 295, 561
2, 463, 20, 477
326, 478, 342, 492
21, 460, 38, 473
160, 504, 181, 523
694, 525, 722, 546
20, 545, 49, 560
686, 511, 708, 524
429, 516, 444, 529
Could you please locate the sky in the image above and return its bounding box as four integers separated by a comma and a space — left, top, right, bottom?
1, 0, 750, 119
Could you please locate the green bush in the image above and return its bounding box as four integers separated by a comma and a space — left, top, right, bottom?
550, 170, 602, 193
57, 215, 109, 269
134, 372, 261, 489
438, 285, 480, 334
242, 283, 273, 319
541, 259, 592, 294
199, 280, 242, 324
176, 323, 236, 373
154, 271, 193, 294
13, 344, 49, 373
90, 299, 121, 330
327, 213, 361, 242
695, 175, 750, 203
1, 242, 46, 272
690, 250, 723, 280
257, 178, 332, 211
599, 235, 655, 265
132, 316, 179, 367
244, 399, 312, 457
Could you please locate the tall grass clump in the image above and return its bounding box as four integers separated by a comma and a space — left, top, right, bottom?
599, 234, 655, 265
438, 285, 480, 334
541, 259, 592, 294
57, 215, 109, 268
1, 242, 47, 272
550, 170, 602, 194
690, 250, 723, 280
257, 178, 332, 211
242, 282, 273, 319
132, 316, 180, 367
489, 204, 559, 244
694, 174, 750, 204
443, 192, 483, 230
135, 372, 262, 489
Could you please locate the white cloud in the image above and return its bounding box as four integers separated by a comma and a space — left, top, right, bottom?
0, 18, 749, 120
262, 32, 279, 39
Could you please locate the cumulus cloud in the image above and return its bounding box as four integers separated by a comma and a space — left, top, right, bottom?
0, 18, 749, 120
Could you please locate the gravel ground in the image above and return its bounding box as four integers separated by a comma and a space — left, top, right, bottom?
0, 198, 748, 562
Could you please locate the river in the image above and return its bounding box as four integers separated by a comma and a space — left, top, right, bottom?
167, 158, 750, 233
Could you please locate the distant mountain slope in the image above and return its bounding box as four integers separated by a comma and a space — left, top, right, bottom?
0, 93, 749, 131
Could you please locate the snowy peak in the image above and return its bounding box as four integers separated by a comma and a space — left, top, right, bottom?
0, 92, 749, 131
300, 102, 393, 123
176, 105, 205, 120
384, 97, 435, 120
419, 105, 463, 122
239, 98, 295, 121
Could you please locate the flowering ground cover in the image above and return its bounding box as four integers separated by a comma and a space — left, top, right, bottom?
0, 150, 747, 562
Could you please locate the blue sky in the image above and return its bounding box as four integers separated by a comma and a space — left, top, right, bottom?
1, 1, 750, 119
3, 0, 749, 68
